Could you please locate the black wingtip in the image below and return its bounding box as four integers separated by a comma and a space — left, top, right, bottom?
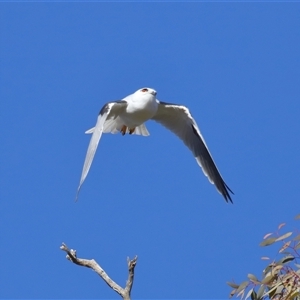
223, 182, 234, 204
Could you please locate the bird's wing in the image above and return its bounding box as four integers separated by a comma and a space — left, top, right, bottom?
152, 101, 233, 202
76, 100, 128, 201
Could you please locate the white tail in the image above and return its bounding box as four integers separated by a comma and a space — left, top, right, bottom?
85, 122, 150, 136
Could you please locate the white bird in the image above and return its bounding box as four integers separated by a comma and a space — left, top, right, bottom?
76, 87, 233, 202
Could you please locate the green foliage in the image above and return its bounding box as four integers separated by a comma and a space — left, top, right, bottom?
227, 215, 300, 300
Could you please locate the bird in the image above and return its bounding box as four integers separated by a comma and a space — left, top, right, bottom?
76, 87, 233, 202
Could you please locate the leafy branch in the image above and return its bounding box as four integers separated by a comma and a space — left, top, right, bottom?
227, 214, 300, 300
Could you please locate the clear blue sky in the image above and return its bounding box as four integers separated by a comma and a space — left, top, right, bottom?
1, 2, 300, 299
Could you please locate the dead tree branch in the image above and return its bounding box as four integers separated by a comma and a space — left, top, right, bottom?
60, 243, 137, 300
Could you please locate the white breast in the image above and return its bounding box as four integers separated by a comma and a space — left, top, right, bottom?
120, 94, 158, 127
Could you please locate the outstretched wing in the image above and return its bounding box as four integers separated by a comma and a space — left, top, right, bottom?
152, 101, 233, 203
76, 100, 128, 201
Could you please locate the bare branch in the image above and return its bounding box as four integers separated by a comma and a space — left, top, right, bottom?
124, 256, 138, 297
60, 243, 138, 300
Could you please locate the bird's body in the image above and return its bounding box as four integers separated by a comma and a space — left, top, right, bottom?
76, 87, 233, 202
118, 89, 158, 131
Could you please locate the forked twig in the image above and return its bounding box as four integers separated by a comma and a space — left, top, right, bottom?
60, 243, 137, 300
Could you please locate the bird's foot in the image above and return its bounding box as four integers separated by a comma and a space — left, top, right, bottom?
121, 125, 127, 136
129, 128, 135, 135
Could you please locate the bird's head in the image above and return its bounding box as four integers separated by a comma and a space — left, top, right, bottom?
135, 87, 157, 98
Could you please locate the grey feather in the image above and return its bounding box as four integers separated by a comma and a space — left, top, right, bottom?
75, 101, 128, 201
152, 101, 233, 202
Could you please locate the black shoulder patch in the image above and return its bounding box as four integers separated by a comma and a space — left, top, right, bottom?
99, 103, 109, 116
98, 100, 127, 116
159, 101, 182, 106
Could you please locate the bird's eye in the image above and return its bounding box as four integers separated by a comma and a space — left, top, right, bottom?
141, 88, 148, 92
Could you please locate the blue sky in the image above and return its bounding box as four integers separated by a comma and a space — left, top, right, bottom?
1, 2, 300, 299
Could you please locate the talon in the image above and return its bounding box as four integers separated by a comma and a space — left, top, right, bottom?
129, 128, 135, 135
121, 125, 127, 136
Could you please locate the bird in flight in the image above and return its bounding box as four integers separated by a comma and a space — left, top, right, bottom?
76, 87, 233, 202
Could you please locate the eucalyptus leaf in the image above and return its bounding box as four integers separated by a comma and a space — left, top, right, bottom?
269, 285, 284, 299
271, 264, 283, 275
245, 288, 254, 300
247, 273, 259, 282
257, 284, 265, 299
275, 232, 292, 242
287, 290, 300, 299
262, 282, 282, 298
261, 256, 270, 260
263, 265, 273, 274
251, 290, 257, 300
263, 233, 273, 239
278, 255, 294, 264
235, 281, 249, 295
259, 237, 277, 247
237, 288, 245, 298
226, 281, 239, 288
261, 274, 274, 284
229, 289, 236, 298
